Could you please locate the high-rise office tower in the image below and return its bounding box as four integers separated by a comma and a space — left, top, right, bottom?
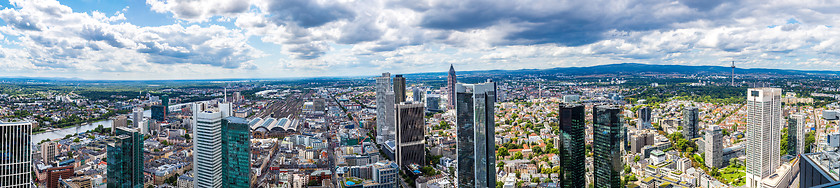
745, 88, 782, 188
592, 105, 623, 188
132, 107, 143, 128
383, 92, 396, 143
412, 87, 423, 102
638, 106, 652, 129
0, 121, 31, 187
705, 125, 723, 168
448, 64, 457, 109
152, 105, 167, 121
682, 107, 699, 139
393, 75, 406, 103
396, 102, 425, 168
376, 73, 392, 144
425, 94, 441, 112
192, 102, 232, 188
41, 141, 59, 165
557, 103, 586, 188
221, 117, 251, 188
162, 94, 170, 109
789, 113, 806, 155
112, 115, 127, 134
456, 81, 496, 188
107, 127, 144, 188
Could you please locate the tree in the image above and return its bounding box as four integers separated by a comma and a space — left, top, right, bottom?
634, 156, 640, 163
184, 133, 191, 140
513, 152, 524, 160
729, 158, 740, 167
73, 138, 80, 143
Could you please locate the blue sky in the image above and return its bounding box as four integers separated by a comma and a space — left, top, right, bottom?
1, 0, 840, 80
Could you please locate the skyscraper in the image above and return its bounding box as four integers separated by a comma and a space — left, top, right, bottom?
637, 106, 651, 129
557, 103, 586, 188
393, 75, 406, 103
682, 107, 699, 139
112, 115, 127, 134
132, 107, 143, 128
745, 88, 782, 188
395, 102, 425, 168
376, 73, 392, 144
789, 113, 806, 155
592, 105, 623, 188
384, 92, 396, 143
456, 81, 496, 188
152, 105, 166, 121
425, 94, 441, 112
705, 125, 723, 168
192, 102, 232, 188
448, 64, 456, 109
412, 87, 423, 102
0, 121, 31, 187
107, 127, 144, 188
162, 94, 170, 110
221, 116, 251, 188
41, 141, 59, 165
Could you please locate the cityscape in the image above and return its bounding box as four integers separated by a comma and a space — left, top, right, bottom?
4, 0, 840, 188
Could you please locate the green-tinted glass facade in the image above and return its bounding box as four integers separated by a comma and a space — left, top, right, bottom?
107, 127, 144, 188
557, 104, 585, 188
592, 106, 623, 188
151, 105, 166, 121
222, 117, 251, 188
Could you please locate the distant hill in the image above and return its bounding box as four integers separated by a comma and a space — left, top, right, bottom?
408, 63, 840, 77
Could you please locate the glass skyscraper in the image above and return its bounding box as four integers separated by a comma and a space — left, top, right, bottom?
222, 116, 251, 188
151, 105, 166, 121
682, 107, 699, 139
396, 102, 426, 168
393, 75, 406, 103
0, 121, 31, 188
192, 102, 232, 188
592, 105, 623, 188
455, 81, 496, 188
107, 127, 144, 188
557, 103, 585, 188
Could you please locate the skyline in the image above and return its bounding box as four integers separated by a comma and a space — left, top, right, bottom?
2, 0, 840, 79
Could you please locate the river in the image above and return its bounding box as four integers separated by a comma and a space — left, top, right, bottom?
30, 110, 152, 144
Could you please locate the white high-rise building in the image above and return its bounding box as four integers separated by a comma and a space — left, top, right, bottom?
375, 73, 393, 144
791, 113, 806, 155
383, 92, 396, 142
133, 107, 144, 128
1, 121, 32, 187
192, 102, 232, 188
745, 88, 782, 188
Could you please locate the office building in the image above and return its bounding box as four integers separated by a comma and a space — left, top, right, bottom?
372, 162, 399, 188
456, 81, 496, 188
221, 117, 251, 188
192, 102, 232, 188
152, 105, 167, 121
630, 132, 654, 154
448, 64, 456, 109
376, 73, 392, 144
800, 152, 840, 187
682, 107, 699, 139
413, 87, 423, 102
132, 107, 143, 128
425, 94, 441, 112
562, 95, 580, 103
41, 141, 59, 164
112, 115, 127, 134
46, 166, 74, 188
107, 127, 144, 188
790, 113, 806, 155
393, 75, 406, 103
638, 106, 652, 129
0, 121, 31, 187
705, 125, 723, 168
745, 88, 782, 188
557, 103, 586, 188
396, 102, 425, 168
592, 106, 623, 188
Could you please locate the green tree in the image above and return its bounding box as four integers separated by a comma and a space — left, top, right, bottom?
513, 152, 524, 160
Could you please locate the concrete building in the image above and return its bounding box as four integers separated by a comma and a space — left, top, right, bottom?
745, 88, 782, 188
112, 115, 127, 134
705, 125, 723, 168
801, 152, 840, 187
0, 121, 32, 187
630, 132, 654, 154
562, 95, 580, 104
41, 141, 60, 165
592, 105, 624, 188
178, 172, 194, 188
132, 107, 143, 128
456, 81, 496, 188
682, 107, 699, 139
45, 166, 74, 188
375, 73, 394, 144
192, 102, 232, 188
396, 102, 425, 168
107, 127, 144, 188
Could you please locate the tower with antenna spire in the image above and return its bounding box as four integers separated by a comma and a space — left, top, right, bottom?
731, 61, 736, 87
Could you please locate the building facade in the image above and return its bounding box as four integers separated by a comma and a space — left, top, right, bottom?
132, 107, 143, 128
375, 73, 392, 144
152, 105, 167, 121
0, 121, 31, 188
638, 106, 652, 129
107, 127, 144, 188
393, 75, 406, 104
592, 106, 623, 188
41, 141, 59, 165
705, 125, 723, 168
221, 117, 251, 188
192, 102, 232, 188
745, 88, 782, 188
395, 102, 425, 168
682, 107, 699, 139
447, 64, 456, 109
790, 113, 806, 155
557, 103, 586, 188
455, 81, 496, 188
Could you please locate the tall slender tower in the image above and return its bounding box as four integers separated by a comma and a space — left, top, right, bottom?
396, 102, 426, 168
592, 105, 623, 188
221, 117, 251, 188
193, 102, 232, 188
705, 125, 723, 168
731, 61, 736, 87
557, 104, 586, 188
448, 64, 457, 109
107, 127, 144, 188
393, 75, 407, 103
745, 88, 782, 188
375, 73, 392, 144
0, 121, 32, 187
790, 113, 806, 155
682, 107, 699, 139
456, 81, 496, 188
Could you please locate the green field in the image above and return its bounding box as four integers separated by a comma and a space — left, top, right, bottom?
718, 165, 745, 186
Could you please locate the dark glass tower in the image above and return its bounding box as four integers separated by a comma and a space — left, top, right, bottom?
682, 107, 699, 139
557, 103, 585, 188
151, 105, 166, 121
393, 75, 406, 104
396, 102, 426, 168
222, 116, 251, 188
107, 127, 144, 188
787, 116, 798, 155
592, 106, 623, 188
448, 65, 456, 108
456, 81, 496, 188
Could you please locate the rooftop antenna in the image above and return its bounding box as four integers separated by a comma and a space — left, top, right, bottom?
731, 61, 736, 87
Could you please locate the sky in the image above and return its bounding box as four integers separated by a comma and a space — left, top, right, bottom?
1, 0, 840, 80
